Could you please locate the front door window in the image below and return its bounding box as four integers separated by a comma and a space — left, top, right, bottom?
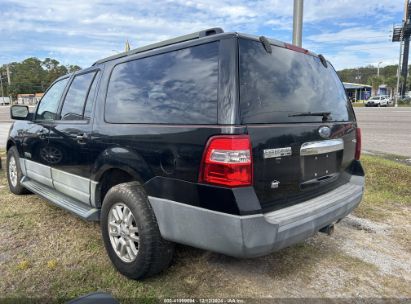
36, 78, 69, 121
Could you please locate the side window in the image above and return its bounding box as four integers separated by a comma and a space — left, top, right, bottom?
36, 78, 69, 121
105, 42, 219, 124
60, 72, 96, 120
84, 72, 100, 120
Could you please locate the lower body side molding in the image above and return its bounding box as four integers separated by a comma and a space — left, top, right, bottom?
21, 176, 100, 221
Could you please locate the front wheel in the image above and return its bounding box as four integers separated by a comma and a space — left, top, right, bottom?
101, 182, 174, 280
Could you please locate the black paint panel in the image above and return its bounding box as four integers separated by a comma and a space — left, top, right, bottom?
247, 122, 356, 210
144, 176, 261, 215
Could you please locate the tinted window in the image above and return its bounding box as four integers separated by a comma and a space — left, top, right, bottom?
105, 42, 219, 124
60, 72, 96, 120
36, 78, 69, 120
84, 72, 100, 120
239, 39, 352, 123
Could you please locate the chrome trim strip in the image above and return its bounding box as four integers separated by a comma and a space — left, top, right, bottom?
25, 159, 53, 188
50, 168, 90, 205
300, 139, 344, 156
90, 181, 98, 207
51, 168, 90, 193
53, 180, 90, 204
21, 158, 99, 207
19, 158, 27, 175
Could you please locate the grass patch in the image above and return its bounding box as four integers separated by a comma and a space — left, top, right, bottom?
355, 155, 411, 221
352, 103, 365, 107
0, 154, 410, 300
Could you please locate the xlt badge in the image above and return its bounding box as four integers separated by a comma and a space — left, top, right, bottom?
263, 147, 292, 159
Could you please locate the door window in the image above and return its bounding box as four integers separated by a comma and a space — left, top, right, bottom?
60, 72, 97, 121
36, 78, 69, 121
84, 72, 100, 120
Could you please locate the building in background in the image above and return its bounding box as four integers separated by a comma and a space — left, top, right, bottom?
343, 82, 372, 101
17, 92, 44, 105
377, 85, 389, 96
343, 82, 391, 101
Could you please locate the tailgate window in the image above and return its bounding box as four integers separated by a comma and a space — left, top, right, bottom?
239, 38, 353, 124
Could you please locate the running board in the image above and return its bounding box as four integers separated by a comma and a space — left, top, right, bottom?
21, 176, 100, 221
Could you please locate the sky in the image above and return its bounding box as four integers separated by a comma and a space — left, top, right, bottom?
0, 0, 405, 70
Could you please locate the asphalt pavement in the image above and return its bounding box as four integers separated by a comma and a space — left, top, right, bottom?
354, 107, 411, 157
0, 106, 410, 157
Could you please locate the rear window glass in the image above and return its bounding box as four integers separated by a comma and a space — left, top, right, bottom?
105, 42, 219, 124
239, 39, 353, 123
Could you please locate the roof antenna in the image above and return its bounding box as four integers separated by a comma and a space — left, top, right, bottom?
259, 36, 272, 54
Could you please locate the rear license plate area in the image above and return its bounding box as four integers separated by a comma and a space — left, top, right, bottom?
302, 152, 338, 180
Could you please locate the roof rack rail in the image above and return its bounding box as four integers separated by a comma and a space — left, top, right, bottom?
93, 27, 224, 65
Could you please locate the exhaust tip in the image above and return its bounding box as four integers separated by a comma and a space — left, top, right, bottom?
319, 224, 335, 236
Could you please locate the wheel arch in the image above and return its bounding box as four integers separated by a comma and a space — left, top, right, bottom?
91, 147, 154, 207
6, 139, 15, 151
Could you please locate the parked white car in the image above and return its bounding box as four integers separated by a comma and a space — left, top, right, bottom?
365, 96, 388, 107
0, 96, 11, 105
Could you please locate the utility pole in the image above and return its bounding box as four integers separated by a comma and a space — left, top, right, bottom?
392, 0, 411, 96
377, 61, 383, 77
292, 0, 304, 47
6, 64, 12, 103
6, 65, 11, 85
395, 41, 403, 107
0, 74, 4, 105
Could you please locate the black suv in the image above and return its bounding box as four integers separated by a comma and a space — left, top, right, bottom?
6, 28, 364, 279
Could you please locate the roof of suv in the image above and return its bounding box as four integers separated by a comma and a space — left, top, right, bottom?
92, 27, 319, 66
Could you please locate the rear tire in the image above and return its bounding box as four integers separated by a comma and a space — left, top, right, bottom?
101, 182, 174, 280
6, 146, 30, 195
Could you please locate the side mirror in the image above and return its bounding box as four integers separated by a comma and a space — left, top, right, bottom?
10, 105, 30, 120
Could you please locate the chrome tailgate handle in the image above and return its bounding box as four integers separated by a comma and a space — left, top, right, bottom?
300, 139, 344, 156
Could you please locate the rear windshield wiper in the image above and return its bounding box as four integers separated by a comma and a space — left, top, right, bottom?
288, 111, 331, 122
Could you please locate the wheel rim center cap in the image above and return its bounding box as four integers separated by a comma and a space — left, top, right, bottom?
120, 223, 129, 236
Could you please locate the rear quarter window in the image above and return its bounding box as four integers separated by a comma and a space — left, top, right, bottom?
105, 42, 219, 124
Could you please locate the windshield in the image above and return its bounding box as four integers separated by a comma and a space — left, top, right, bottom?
239, 39, 354, 123
369, 97, 380, 100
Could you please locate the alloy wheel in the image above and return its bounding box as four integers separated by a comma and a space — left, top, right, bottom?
108, 203, 140, 263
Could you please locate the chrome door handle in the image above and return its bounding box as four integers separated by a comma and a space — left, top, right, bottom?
39, 129, 47, 139
75, 133, 88, 144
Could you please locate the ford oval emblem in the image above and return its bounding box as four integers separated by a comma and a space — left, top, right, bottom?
319, 126, 331, 139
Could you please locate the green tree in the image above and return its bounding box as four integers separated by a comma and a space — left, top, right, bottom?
1, 57, 82, 99
337, 64, 402, 85
7, 58, 46, 97
385, 76, 398, 97
67, 65, 81, 73
367, 75, 384, 96
42, 58, 68, 87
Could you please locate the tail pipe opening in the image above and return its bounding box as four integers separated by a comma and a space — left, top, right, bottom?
319, 224, 335, 236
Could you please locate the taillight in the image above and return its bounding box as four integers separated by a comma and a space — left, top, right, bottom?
199, 135, 253, 187
355, 128, 361, 160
